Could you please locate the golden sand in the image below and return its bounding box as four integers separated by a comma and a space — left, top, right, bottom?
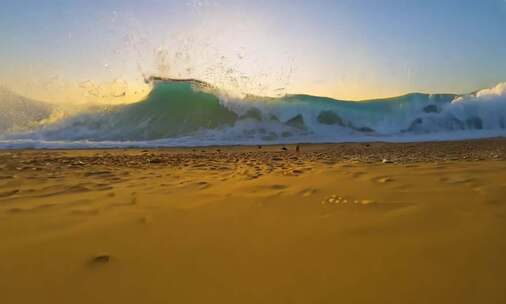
1, 140, 505, 303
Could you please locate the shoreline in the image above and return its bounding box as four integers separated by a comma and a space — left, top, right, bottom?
0, 134, 505, 151
1, 138, 505, 166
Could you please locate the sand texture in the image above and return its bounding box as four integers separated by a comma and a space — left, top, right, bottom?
1, 139, 506, 303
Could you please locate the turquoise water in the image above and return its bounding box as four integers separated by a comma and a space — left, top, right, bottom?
0, 80, 505, 148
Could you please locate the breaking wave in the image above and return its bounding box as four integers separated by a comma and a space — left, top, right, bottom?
0, 79, 505, 148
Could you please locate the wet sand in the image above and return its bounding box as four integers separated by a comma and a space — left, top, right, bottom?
1, 139, 506, 303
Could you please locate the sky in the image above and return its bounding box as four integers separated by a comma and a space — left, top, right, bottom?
1, 0, 506, 103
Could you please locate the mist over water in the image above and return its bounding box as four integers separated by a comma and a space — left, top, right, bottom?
0, 79, 505, 149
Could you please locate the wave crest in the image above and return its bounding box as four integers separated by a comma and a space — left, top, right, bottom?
1, 80, 505, 147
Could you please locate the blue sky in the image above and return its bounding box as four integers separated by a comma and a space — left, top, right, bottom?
1, 0, 506, 101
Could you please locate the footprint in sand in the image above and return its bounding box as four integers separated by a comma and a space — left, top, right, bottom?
0, 189, 20, 198
374, 176, 393, 184
269, 184, 288, 190
196, 181, 210, 189
5, 208, 25, 214
251, 184, 288, 197
301, 188, 318, 197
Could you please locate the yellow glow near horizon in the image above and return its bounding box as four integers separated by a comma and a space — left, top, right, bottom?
1, 1, 506, 104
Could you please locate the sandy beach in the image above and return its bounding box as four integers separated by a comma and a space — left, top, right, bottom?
1, 138, 506, 303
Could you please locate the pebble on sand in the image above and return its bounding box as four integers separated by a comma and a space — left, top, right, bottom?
91, 254, 111, 264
